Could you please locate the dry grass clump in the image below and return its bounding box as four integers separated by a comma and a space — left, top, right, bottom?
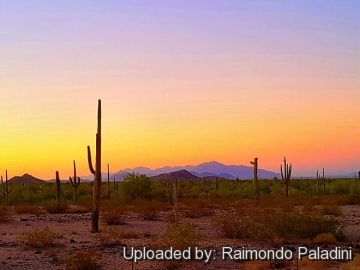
341, 254, 360, 270
164, 210, 182, 224
65, 204, 90, 213
62, 248, 103, 270
321, 204, 342, 216
101, 206, 126, 225
312, 233, 337, 244
213, 209, 256, 239
14, 205, 46, 216
153, 222, 201, 250
42, 201, 68, 213
182, 199, 215, 218
96, 227, 124, 247
19, 226, 58, 248
133, 200, 167, 220
0, 206, 10, 223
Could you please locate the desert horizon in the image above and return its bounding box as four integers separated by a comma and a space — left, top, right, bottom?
1, 1, 360, 269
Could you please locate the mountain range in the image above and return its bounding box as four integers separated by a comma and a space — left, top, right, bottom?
81, 161, 281, 181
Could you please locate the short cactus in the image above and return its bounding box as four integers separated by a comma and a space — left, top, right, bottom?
250, 158, 259, 203
280, 157, 292, 197
1, 170, 12, 201
69, 160, 81, 204
56, 171, 61, 213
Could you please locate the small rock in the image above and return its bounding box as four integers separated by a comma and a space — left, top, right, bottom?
34, 250, 42, 254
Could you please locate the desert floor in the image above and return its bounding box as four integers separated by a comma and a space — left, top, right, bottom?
0, 205, 359, 270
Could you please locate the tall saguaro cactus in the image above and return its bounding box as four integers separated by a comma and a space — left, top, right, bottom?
317, 168, 326, 195
113, 177, 118, 195
250, 158, 259, 204
69, 160, 81, 204
87, 99, 102, 233
1, 170, 12, 201
203, 176, 209, 199
280, 157, 292, 197
215, 177, 219, 198
56, 171, 61, 213
107, 163, 110, 199
169, 176, 179, 227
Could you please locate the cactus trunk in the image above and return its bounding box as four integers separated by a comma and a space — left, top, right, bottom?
56, 171, 61, 213
88, 99, 102, 233
1, 170, 12, 202
107, 163, 110, 199
280, 157, 292, 197
169, 176, 179, 227
250, 158, 259, 204
69, 160, 81, 204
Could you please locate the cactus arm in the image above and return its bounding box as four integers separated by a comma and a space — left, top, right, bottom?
280, 164, 284, 183
77, 177, 81, 187
87, 146, 96, 175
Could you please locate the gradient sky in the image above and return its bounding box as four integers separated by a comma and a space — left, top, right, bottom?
1, 1, 360, 179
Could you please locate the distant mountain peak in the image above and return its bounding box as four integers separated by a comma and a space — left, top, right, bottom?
151, 170, 201, 181
9, 173, 45, 184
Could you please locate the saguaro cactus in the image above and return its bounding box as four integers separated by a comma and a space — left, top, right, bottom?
1, 170, 12, 201
87, 99, 102, 233
203, 176, 209, 199
250, 158, 259, 203
215, 177, 219, 198
69, 160, 81, 204
56, 171, 61, 213
107, 163, 110, 199
113, 177, 118, 195
169, 176, 179, 227
280, 157, 292, 197
317, 168, 326, 195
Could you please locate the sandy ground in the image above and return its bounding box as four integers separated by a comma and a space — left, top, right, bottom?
0, 205, 359, 270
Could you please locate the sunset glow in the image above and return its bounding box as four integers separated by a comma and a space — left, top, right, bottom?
1, 1, 360, 179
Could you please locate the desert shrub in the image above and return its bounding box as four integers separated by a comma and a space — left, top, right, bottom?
264, 209, 345, 240
63, 249, 103, 270
312, 233, 337, 244
0, 206, 10, 223
182, 199, 215, 218
156, 222, 201, 250
213, 209, 257, 239
96, 227, 124, 247
321, 204, 341, 216
19, 226, 58, 248
101, 206, 126, 225
302, 202, 316, 213
164, 210, 182, 224
134, 200, 167, 220
65, 204, 90, 213
14, 205, 46, 216
213, 207, 345, 241
42, 200, 68, 213
331, 181, 349, 195
121, 173, 152, 200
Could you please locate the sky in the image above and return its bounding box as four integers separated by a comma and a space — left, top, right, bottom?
1, 1, 360, 179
